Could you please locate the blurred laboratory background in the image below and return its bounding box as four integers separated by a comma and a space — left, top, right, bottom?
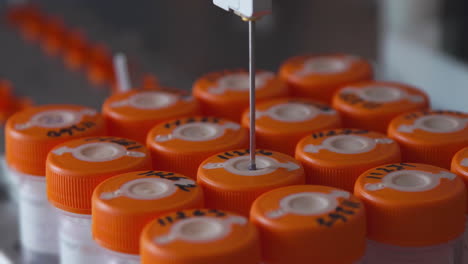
0, 0, 467, 262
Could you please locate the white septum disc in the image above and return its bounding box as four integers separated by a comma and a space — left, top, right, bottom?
302, 57, 351, 74
72, 142, 127, 162
154, 216, 247, 244
173, 123, 223, 142
358, 86, 404, 103
265, 103, 319, 122
416, 115, 466, 133
128, 92, 178, 110
365, 170, 456, 192
117, 178, 177, 200
218, 73, 264, 91
278, 192, 338, 216
30, 110, 81, 128
322, 135, 376, 154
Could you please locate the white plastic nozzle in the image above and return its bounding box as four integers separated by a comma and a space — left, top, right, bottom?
113, 53, 132, 92
213, 0, 272, 19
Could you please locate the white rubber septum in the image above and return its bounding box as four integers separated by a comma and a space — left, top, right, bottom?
398, 115, 468, 133
461, 158, 468, 167
156, 122, 240, 142
15, 109, 96, 130
155, 216, 247, 244
304, 135, 393, 155
365, 170, 456, 192
256, 102, 335, 122
266, 190, 350, 219
296, 56, 356, 76
341, 86, 424, 103
110, 91, 179, 110
202, 155, 300, 176
208, 72, 274, 94
52, 142, 146, 162
100, 177, 195, 200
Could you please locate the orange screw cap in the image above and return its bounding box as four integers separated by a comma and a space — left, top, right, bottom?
295, 129, 401, 192
354, 163, 466, 247
103, 89, 199, 143
388, 110, 468, 169
86, 45, 115, 86
140, 209, 261, 264
451, 147, 468, 207
63, 30, 89, 70
0, 80, 14, 110
41, 17, 67, 56
279, 54, 373, 104
6, 4, 39, 27
141, 74, 160, 90
332, 81, 430, 133
18, 8, 45, 42
197, 149, 305, 216
250, 185, 366, 264
147, 116, 248, 178
193, 69, 288, 122
46, 136, 152, 214
92, 170, 204, 254
241, 97, 341, 156
5, 105, 105, 176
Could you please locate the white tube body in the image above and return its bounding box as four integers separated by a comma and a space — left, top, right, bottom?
101, 248, 140, 264
17, 171, 59, 258
58, 211, 104, 264
366, 237, 463, 264
2, 157, 20, 202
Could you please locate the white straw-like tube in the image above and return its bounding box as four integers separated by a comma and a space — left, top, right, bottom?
113, 53, 132, 92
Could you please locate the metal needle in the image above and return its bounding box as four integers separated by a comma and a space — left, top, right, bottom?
248, 19, 257, 171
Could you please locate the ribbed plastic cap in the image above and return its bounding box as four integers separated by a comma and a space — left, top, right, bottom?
251, 185, 366, 264
103, 89, 199, 143
279, 54, 373, 103
241, 97, 341, 156
86, 45, 115, 86
332, 81, 429, 133
41, 17, 67, 56
5, 104, 106, 176
452, 147, 468, 212
388, 110, 468, 169
147, 116, 248, 178
354, 163, 466, 247
46, 136, 152, 214
92, 170, 204, 254
63, 30, 89, 70
295, 129, 401, 192
193, 69, 288, 122
197, 149, 305, 216
140, 209, 261, 264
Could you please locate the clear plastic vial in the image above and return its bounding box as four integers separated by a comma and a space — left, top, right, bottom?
17, 172, 59, 263
46, 137, 152, 264
366, 238, 463, 264
463, 218, 468, 264
354, 163, 466, 264
140, 209, 262, 264
4, 105, 106, 263
100, 249, 140, 264
250, 185, 367, 264
450, 147, 468, 264
57, 211, 104, 263
1, 157, 19, 202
